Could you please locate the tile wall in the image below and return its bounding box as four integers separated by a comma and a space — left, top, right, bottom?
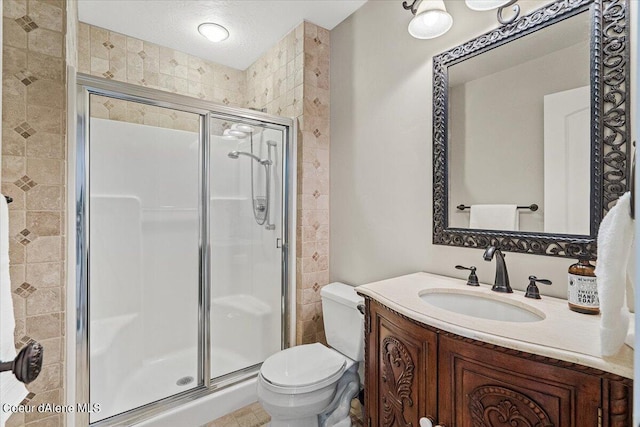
77, 22, 245, 108
0, 14, 330, 427
2, 1, 67, 426
78, 21, 331, 346
89, 94, 200, 133
245, 22, 331, 345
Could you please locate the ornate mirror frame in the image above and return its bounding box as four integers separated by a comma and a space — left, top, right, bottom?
432, 0, 630, 259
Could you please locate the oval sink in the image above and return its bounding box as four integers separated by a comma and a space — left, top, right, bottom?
420, 289, 545, 323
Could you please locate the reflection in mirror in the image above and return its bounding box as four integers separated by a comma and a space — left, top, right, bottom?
447, 11, 591, 235
432, 0, 630, 258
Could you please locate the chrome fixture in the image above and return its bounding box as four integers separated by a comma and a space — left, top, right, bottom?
402, 0, 520, 39
483, 246, 512, 293
227, 139, 278, 229
227, 150, 272, 165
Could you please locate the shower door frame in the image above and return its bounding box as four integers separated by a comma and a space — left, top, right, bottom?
74, 74, 294, 427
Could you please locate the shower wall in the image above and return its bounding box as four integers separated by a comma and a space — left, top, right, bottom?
78, 20, 331, 345
88, 112, 200, 421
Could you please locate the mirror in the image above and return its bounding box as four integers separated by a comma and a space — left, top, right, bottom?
432, 0, 630, 258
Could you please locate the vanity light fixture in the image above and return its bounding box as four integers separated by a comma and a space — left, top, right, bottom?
405, 0, 453, 39
403, 0, 521, 39
466, 0, 520, 24
198, 22, 229, 42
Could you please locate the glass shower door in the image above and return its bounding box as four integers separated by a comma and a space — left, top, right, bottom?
209, 117, 285, 379
88, 95, 201, 422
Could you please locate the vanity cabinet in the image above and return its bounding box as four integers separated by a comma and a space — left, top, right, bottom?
364, 298, 633, 427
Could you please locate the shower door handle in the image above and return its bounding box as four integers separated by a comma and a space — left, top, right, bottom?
276, 238, 282, 248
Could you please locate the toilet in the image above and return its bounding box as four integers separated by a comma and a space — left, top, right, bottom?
257, 282, 364, 427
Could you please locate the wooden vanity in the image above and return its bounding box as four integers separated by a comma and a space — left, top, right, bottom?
356, 273, 634, 426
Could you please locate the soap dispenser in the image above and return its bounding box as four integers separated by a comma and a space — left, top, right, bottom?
524, 275, 552, 299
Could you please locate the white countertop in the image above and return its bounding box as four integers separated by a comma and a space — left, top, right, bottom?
356, 272, 634, 379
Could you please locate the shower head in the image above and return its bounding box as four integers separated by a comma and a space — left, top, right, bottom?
228, 150, 272, 165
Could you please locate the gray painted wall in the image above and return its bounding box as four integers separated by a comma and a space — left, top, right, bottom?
329, 0, 632, 299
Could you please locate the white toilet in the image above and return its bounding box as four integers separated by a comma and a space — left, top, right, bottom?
257, 282, 364, 427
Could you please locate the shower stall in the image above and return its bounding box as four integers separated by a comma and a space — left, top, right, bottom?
73, 75, 295, 426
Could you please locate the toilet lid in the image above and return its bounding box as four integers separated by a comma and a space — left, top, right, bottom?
261, 343, 346, 389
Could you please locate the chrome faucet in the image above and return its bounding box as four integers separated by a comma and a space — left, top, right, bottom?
483, 246, 512, 293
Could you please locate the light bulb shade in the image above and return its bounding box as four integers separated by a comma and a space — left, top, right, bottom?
223, 129, 246, 138
231, 123, 254, 133
198, 23, 229, 42
465, 0, 513, 11
408, 0, 453, 39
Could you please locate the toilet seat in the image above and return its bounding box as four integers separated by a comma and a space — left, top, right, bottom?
260, 343, 347, 394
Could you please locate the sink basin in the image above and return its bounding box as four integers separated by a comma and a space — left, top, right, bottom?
420, 289, 545, 323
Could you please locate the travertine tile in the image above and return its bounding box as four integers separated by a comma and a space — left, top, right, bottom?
24, 389, 61, 423
26, 105, 62, 133
25, 313, 61, 341
25, 185, 62, 210
25, 132, 64, 159
28, 1, 63, 32
26, 79, 64, 108
27, 28, 63, 57
26, 236, 61, 263
2, 131, 27, 156
26, 158, 63, 185
26, 287, 62, 316
26, 362, 61, 393
26, 262, 62, 288
27, 51, 64, 81
5, 413, 25, 427
26, 211, 60, 236
4, 17, 28, 49
25, 414, 62, 427
3, 0, 27, 19
2, 155, 27, 181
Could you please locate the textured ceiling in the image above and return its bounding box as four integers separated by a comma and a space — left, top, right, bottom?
77, 0, 367, 70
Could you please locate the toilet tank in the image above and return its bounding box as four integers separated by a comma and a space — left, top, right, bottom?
321, 282, 364, 362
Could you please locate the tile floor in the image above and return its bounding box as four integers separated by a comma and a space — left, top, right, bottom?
204, 398, 364, 427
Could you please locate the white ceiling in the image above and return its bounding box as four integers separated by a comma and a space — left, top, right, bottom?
77, 0, 367, 70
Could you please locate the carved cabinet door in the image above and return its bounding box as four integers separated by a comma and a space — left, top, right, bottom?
437, 335, 602, 427
366, 301, 438, 427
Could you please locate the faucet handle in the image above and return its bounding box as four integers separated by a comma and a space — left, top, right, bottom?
455, 265, 479, 286
524, 275, 552, 299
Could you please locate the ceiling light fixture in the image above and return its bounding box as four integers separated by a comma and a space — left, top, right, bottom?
402, 0, 521, 39
198, 22, 229, 43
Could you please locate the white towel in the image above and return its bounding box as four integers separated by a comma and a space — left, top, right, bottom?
469, 204, 519, 231
595, 192, 634, 356
624, 318, 634, 349
1, 195, 28, 426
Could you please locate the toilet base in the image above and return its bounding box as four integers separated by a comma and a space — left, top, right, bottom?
269, 415, 320, 427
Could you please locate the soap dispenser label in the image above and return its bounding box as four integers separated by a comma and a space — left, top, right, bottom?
568, 274, 599, 308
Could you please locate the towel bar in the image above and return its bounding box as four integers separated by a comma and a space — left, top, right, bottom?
630, 145, 635, 219
457, 203, 538, 212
